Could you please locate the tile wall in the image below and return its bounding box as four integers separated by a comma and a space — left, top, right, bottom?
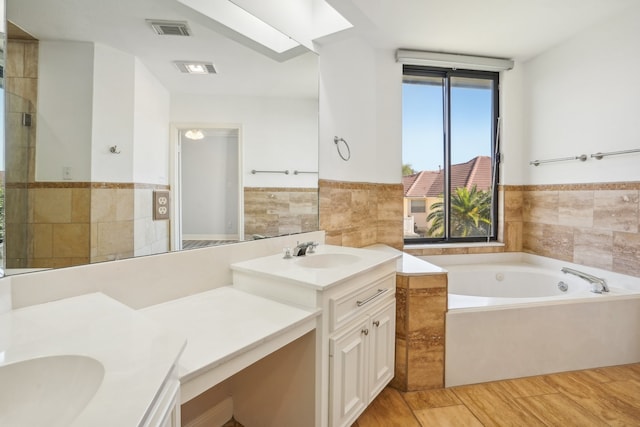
392, 273, 447, 391
22, 184, 170, 267
134, 187, 171, 258
244, 187, 318, 238
519, 182, 640, 277
402, 183, 639, 277
5, 37, 39, 268
319, 179, 404, 250
91, 186, 134, 263
28, 185, 91, 268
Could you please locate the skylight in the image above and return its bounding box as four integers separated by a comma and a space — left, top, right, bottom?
176, 0, 299, 53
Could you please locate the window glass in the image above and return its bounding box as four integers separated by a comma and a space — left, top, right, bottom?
402, 67, 498, 243
402, 75, 444, 240
410, 199, 426, 213
450, 76, 494, 238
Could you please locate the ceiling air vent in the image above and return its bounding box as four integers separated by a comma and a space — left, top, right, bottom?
174, 61, 217, 75
147, 20, 191, 36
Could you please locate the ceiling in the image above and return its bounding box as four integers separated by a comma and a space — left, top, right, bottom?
6, 0, 319, 98
328, 0, 638, 61
6, 0, 638, 100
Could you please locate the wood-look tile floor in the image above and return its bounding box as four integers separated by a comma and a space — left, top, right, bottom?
353, 363, 640, 427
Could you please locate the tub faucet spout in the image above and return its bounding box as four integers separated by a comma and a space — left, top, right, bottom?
561, 267, 609, 293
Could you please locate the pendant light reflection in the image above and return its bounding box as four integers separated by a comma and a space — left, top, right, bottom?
184, 129, 205, 140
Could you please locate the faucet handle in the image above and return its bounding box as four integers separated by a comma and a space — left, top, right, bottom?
306, 242, 320, 253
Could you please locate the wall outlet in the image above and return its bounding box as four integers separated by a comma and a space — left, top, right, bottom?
63, 166, 72, 180
153, 190, 170, 220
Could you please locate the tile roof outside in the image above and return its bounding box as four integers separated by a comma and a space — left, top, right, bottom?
402, 156, 492, 197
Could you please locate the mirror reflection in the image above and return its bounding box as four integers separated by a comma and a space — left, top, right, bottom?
2, 0, 319, 274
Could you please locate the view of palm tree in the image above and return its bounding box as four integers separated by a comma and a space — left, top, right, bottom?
403, 156, 493, 239
426, 185, 491, 238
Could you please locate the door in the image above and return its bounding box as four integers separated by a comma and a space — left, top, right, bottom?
170, 125, 243, 250
368, 300, 396, 401
329, 317, 369, 427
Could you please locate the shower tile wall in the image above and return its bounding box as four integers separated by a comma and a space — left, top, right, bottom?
319, 179, 404, 250
6, 40, 38, 185
5, 37, 39, 268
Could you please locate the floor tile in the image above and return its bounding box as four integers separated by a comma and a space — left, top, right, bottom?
413, 405, 483, 427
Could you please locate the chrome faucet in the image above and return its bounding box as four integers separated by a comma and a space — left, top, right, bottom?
561, 267, 609, 293
292, 241, 319, 257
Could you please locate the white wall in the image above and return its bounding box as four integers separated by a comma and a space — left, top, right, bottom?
91, 43, 135, 183
133, 59, 171, 185
522, 4, 640, 185
36, 41, 170, 184
499, 62, 526, 185
318, 36, 402, 184
316, 5, 640, 188
171, 94, 318, 188
36, 41, 93, 181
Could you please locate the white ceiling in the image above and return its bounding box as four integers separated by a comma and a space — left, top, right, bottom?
329, 0, 638, 61
7, 0, 638, 100
7, 0, 319, 98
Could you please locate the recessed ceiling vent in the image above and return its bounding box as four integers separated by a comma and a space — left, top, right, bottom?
147, 20, 191, 36
174, 61, 217, 75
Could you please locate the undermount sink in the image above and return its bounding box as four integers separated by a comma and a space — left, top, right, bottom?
295, 253, 361, 269
0, 355, 105, 427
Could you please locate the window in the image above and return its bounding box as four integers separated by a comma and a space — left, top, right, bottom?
402, 66, 499, 243
410, 199, 426, 213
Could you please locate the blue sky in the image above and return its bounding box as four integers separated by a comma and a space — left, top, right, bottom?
402, 82, 493, 172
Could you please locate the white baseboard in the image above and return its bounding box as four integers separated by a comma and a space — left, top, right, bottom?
184, 396, 233, 427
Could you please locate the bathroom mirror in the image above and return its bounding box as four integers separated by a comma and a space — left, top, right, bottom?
2, 0, 319, 274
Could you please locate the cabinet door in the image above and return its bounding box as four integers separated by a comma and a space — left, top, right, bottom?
368, 300, 396, 401
329, 318, 369, 427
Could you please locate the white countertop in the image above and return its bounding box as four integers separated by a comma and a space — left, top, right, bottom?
366, 244, 447, 276
230, 244, 400, 290
141, 286, 320, 402
0, 293, 186, 427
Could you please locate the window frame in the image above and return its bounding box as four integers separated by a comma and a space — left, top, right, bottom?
402, 65, 500, 244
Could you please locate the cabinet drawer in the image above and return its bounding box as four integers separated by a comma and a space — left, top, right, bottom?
329, 273, 395, 332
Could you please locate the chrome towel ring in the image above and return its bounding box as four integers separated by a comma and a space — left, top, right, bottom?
334, 136, 351, 161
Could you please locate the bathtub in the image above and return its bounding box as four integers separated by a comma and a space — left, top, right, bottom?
421, 252, 640, 387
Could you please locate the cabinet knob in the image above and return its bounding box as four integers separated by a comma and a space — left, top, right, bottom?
373, 320, 380, 327
361, 328, 369, 336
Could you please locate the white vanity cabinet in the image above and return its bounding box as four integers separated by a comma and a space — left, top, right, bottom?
329, 298, 395, 427
230, 244, 400, 427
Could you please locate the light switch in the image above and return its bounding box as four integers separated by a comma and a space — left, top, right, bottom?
153, 190, 170, 220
